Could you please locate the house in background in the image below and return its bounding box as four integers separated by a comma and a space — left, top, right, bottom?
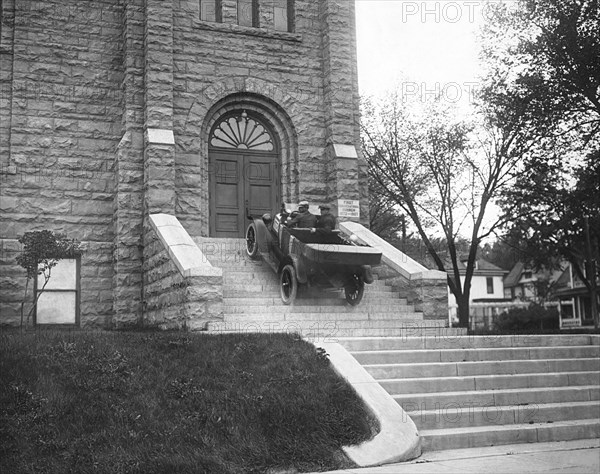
503, 262, 565, 303
503, 261, 598, 328
553, 263, 598, 328
447, 258, 509, 328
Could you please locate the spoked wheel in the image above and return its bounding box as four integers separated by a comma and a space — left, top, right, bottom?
280, 264, 298, 305
344, 273, 364, 306
246, 223, 259, 259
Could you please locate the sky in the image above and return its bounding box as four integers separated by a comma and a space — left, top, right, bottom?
355, 0, 487, 107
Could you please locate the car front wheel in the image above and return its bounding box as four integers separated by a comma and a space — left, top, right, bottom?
280, 264, 298, 305
246, 223, 259, 259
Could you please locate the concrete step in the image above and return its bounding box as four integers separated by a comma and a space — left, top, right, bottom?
408, 400, 600, 430
394, 385, 599, 411
350, 345, 600, 365
419, 418, 600, 451
222, 289, 400, 299
223, 303, 416, 314
378, 371, 600, 394
206, 322, 463, 338
337, 335, 600, 352
335, 335, 599, 453
222, 312, 432, 323
363, 358, 600, 379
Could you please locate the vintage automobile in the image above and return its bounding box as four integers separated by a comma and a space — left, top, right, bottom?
245, 210, 382, 305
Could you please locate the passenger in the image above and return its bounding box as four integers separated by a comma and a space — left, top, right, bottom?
285, 200, 317, 228
315, 204, 337, 233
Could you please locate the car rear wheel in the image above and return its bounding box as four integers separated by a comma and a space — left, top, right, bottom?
280, 264, 298, 305
246, 223, 259, 259
345, 273, 364, 306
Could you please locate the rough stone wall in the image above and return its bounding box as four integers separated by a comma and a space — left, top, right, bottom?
144, 226, 223, 330
375, 265, 449, 323
0, 0, 124, 327
112, 0, 145, 328
0, 0, 366, 327
171, 0, 363, 236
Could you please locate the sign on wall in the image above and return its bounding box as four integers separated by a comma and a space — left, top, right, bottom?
337, 199, 360, 219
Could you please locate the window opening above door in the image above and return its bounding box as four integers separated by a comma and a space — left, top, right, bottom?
210, 110, 276, 152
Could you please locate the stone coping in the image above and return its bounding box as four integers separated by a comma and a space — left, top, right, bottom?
149, 214, 222, 278
313, 340, 421, 467
338, 222, 446, 281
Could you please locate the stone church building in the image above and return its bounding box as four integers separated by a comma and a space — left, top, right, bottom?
0, 0, 372, 328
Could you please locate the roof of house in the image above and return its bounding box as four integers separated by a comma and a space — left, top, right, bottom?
450, 258, 508, 276
504, 262, 525, 288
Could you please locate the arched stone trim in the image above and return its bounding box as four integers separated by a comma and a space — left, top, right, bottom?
183, 91, 297, 236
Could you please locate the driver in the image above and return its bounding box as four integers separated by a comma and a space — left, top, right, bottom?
285, 200, 317, 228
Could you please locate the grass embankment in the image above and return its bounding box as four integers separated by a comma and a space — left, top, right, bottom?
0, 331, 377, 474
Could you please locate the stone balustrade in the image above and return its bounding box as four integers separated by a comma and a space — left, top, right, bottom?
145, 214, 223, 330
339, 222, 449, 323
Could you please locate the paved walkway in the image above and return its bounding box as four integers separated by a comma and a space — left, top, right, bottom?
318, 439, 600, 474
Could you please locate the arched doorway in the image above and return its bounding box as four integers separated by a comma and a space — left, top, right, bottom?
209, 110, 281, 237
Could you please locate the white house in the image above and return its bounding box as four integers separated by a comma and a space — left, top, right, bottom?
447, 259, 508, 327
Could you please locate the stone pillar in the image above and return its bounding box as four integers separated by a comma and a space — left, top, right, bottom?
320, 0, 362, 222
144, 0, 176, 215
142, 0, 177, 326
112, 0, 146, 328
0, 0, 15, 172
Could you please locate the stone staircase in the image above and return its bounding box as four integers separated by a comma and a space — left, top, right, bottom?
193, 237, 455, 338
340, 334, 600, 451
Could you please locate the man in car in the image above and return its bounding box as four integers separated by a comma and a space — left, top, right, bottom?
285, 200, 317, 228
315, 204, 337, 232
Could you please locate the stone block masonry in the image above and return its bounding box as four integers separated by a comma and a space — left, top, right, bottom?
339, 222, 450, 324
1, 0, 124, 327
0, 0, 367, 328
145, 214, 223, 330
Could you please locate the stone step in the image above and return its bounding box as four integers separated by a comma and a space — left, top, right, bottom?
222, 285, 396, 297
222, 312, 431, 323
337, 335, 600, 352
350, 345, 600, 365
340, 335, 599, 453
419, 419, 600, 451
222, 289, 400, 299
211, 319, 446, 331
222, 297, 413, 308
206, 322, 464, 338
223, 303, 415, 314
363, 358, 600, 379
408, 400, 600, 430
378, 371, 600, 394
394, 385, 600, 411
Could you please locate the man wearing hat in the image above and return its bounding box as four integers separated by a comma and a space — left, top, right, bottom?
316, 204, 337, 232
285, 200, 318, 228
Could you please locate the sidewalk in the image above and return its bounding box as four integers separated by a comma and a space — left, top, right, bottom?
319, 439, 600, 474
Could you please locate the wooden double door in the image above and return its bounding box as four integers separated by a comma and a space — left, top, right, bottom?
209, 150, 280, 237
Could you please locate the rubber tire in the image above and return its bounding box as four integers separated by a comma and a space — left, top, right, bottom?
246, 223, 259, 259
280, 264, 298, 305
345, 274, 365, 306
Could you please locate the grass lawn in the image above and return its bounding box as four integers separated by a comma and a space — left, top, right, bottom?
0, 330, 378, 474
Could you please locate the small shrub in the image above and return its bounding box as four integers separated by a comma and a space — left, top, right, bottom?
493, 304, 559, 331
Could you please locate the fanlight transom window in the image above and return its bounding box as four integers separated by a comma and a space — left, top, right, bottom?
210, 111, 275, 152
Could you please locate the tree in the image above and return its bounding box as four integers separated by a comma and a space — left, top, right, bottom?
369, 179, 407, 243
16, 231, 82, 330
362, 94, 523, 328
481, 0, 600, 326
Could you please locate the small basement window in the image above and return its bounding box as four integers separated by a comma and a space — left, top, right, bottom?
35, 258, 80, 325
